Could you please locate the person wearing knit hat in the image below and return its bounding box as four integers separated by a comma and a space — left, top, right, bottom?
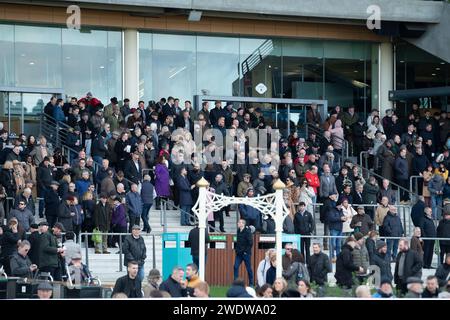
371, 240, 393, 284
335, 235, 363, 289
143, 268, 162, 297
352, 232, 370, 278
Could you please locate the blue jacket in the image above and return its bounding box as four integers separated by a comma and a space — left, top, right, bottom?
53, 106, 65, 122
394, 156, 409, 180
140, 181, 154, 205
411, 200, 425, 227
428, 175, 444, 196
126, 191, 142, 217
238, 204, 262, 230
327, 207, 343, 232
177, 175, 193, 206
75, 179, 91, 199
382, 211, 404, 237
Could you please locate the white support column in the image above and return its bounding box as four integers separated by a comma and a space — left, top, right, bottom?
273, 179, 286, 279
196, 177, 210, 281
379, 42, 394, 116
123, 29, 139, 106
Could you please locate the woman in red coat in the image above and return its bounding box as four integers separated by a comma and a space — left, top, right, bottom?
304, 165, 320, 205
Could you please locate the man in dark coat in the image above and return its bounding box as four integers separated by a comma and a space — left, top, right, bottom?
112, 261, 143, 298
159, 266, 187, 297
350, 206, 374, 236
9, 240, 37, 277
122, 225, 147, 283
327, 200, 345, 261
93, 193, 111, 254
437, 212, 450, 265
394, 238, 423, 295
37, 157, 54, 218
371, 240, 393, 283
411, 197, 426, 228
238, 188, 262, 232
44, 181, 60, 228
435, 253, 450, 288
335, 236, 363, 289
27, 224, 41, 266
421, 207, 437, 268
233, 219, 254, 286
294, 202, 315, 263
177, 167, 194, 226
124, 151, 142, 185
308, 243, 332, 296
188, 224, 210, 271
211, 173, 230, 232
362, 176, 379, 220
140, 175, 154, 233
382, 206, 404, 260
394, 148, 409, 202
91, 133, 108, 165
38, 222, 64, 281
57, 196, 75, 232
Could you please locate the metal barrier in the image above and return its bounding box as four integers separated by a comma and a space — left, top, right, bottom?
409, 175, 422, 196
359, 151, 370, 171
159, 198, 222, 233
79, 232, 158, 273
78, 231, 450, 278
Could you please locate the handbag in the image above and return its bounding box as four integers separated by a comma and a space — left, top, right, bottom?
92, 228, 102, 244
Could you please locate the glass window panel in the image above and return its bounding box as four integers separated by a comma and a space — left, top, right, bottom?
152, 34, 196, 103
239, 38, 282, 98
62, 29, 121, 104
324, 57, 366, 112
0, 24, 14, 86
282, 39, 324, 99
139, 32, 153, 102
197, 36, 239, 97
23, 93, 53, 116
14, 25, 62, 88
107, 31, 123, 102
324, 41, 369, 60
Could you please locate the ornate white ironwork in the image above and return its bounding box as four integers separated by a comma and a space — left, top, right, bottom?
192, 178, 288, 281
192, 191, 288, 220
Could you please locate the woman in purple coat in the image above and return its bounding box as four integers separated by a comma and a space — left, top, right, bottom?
154, 155, 171, 209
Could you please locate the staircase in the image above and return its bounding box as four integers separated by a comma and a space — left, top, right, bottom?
81, 206, 238, 285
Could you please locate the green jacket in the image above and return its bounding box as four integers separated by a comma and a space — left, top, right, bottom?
38, 231, 59, 268
341, 112, 358, 133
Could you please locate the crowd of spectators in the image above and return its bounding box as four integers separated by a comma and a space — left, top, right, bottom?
0, 92, 450, 298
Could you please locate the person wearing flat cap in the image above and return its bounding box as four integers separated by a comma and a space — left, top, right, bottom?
57, 195, 76, 233
350, 206, 374, 236
371, 240, 393, 284
143, 268, 162, 297
38, 221, 65, 281
122, 225, 147, 283
37, 282, 53, 299
404, 277, 424, 298
237, 173, 252, 197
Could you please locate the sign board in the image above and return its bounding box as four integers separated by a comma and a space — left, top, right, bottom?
164, 241, 177, 248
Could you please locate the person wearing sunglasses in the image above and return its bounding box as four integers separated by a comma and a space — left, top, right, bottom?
10, 240, 37, 277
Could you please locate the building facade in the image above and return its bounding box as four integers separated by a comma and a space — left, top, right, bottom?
0, 0, 448, 134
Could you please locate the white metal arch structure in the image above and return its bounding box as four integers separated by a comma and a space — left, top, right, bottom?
192, 177, 289, 281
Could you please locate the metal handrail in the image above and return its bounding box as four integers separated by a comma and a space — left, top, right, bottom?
160, 198, 222, 234
306, 121, 348, 161
409, 175, 422, 196
79, 232, 160, 273
358, 155, 444, 212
